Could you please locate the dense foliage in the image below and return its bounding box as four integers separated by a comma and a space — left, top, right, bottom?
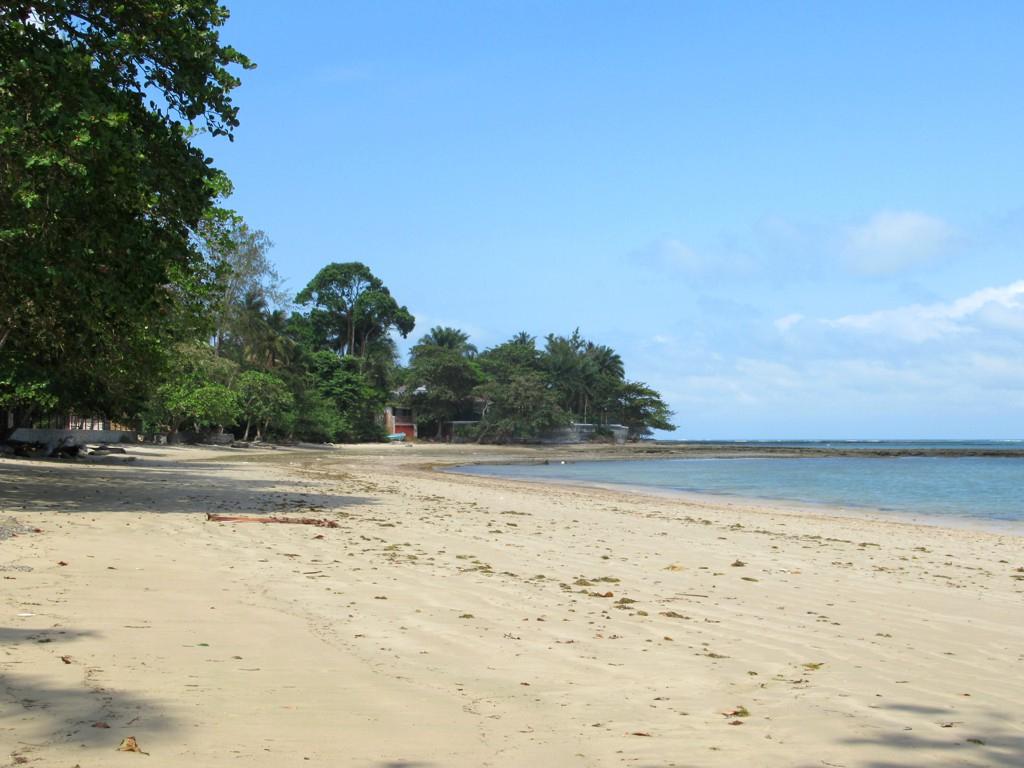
0, 2, 252, 419
403, 328, 675, 442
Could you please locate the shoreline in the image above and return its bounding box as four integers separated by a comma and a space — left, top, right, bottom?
3, 443, 1024, 767
442, 461, 1024, 538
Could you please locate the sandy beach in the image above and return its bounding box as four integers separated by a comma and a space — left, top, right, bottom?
2, 443, 1023, 767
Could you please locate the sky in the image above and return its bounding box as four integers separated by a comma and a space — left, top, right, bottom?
204, 1, 1024, 439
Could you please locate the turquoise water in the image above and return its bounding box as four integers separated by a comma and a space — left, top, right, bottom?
454, 456, 1024, 524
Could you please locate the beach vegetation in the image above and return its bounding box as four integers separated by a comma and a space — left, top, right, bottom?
397, 326, 675, 442
404, 338, 484, 439
296, 262, 415, 358
235, 371, 293, 441
0, 1, 253, 418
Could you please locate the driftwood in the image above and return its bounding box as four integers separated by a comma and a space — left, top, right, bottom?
205, 513, 339, 528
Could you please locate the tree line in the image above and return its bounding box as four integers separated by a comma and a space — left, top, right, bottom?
140, 238, 675, 442
0, 3, 675, 443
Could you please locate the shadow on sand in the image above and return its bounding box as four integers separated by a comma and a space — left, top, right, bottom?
791, 699, 1024, 768
0, 453, 375, 517
1, 625, 178, 756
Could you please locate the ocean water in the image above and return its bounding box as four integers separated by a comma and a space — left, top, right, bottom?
453, 455, 1024, 525
659, 439, 1024, 451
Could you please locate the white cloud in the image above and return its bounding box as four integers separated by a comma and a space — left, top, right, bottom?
774, 313, 803, 333
830, 279, 1024, 343
842, 210, 955, 274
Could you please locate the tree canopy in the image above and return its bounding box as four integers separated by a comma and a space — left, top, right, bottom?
296, 263, 414, 358
0, 1, 252, 417
403, 328, 676, 442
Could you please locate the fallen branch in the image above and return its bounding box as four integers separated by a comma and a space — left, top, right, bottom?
205, 513, 339, 528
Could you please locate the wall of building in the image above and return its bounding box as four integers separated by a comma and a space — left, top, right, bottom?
9, 428, 137, 445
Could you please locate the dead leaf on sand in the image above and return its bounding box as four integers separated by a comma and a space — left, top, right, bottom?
60, 655, 72, 664
116, 736, 149, 754
92, 721, 110, 728
721, 706, 750, 718
664, 563, 684, 571
630, 731, 652, 736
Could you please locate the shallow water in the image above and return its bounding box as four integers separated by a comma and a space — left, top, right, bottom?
454, 455, 1024, 523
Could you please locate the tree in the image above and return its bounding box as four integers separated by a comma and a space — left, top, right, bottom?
0, 2, 252, 417
309, 351, 386, 442
406, 344, 483, 438
478, 336, 543, 382
201, 217, 283, 356
296, 263, 414, 357
236, 370, 292, 441
414, 326, 477, 357
543, 330, 599, 421
474, 334, 566, 442
613, 381, 676, 439
585, 342, 625, 424
509, 331, 536, 347
175, 384, 240, 433
476, 373, 569, 443
144, 342, 238, 432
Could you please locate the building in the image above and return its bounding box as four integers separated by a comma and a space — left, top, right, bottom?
382, 406, 417, 439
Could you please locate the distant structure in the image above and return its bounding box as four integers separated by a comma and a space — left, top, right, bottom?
6, 413, 138, 445
382, 405, 417, 439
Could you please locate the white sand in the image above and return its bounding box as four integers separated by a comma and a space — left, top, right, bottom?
2, 443, 1022, 767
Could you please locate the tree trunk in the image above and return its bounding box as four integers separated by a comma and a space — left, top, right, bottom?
243, 418, 251, 441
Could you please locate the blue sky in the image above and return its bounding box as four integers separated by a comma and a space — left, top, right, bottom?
206, 1, 1024, 439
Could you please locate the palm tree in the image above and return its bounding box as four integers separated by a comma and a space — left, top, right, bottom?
260, 309, 295, 369
586, 343, 624, 424
510, 331, 535, 348
543, 332, 598, 421
415, 326, 477, 357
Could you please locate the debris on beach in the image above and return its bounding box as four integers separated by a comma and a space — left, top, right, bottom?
205, 513, 339, 528
116, 736, 148, 754
721, 706, 750, 719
